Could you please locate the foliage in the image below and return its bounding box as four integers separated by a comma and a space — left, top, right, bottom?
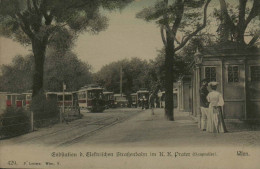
136, 0, 211, 51
0, 55, 34, 93
30, 93, 59, 120
137, 0, 211, 120
94, 54, 188, 95
0, 0, 134, 97
44, 50, 93, 92
0, 51, 92, 93
0, 106, 30, 137
94, 58, 149, 96
213, 0, 260, 46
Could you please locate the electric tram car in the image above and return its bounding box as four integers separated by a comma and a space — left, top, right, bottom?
77, 85, 106, 112
103, 91, 115, 108
113, 94, 128, 108
137, 89, 149, 109
0, 92, 28, 114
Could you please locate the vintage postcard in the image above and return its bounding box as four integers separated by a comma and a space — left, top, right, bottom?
0, 0, 260, 169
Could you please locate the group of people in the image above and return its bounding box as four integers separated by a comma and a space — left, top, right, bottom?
200, 79, 228, 133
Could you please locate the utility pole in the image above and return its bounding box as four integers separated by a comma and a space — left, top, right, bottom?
120, 66, 123, 96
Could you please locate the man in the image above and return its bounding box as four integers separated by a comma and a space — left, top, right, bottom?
200, 79, 209, 131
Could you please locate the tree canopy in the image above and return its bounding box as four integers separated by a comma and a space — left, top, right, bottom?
93, 58, 150, 96
0, 51, 93, 93
0, 0, 134, 97
213, 0, 260, 47
136, 0, 211, 120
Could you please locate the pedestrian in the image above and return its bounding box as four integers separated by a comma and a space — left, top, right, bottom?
200, 78, 209, 131
141, 95, 146, 110
206, 82, 228, 133
149, 92, 155, 115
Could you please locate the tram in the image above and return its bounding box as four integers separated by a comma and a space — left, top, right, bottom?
77, 85, 106, 112
114, 94, 128, 108
103, 91, 115, 108
137, 89, 149, 109
0, 92, 26, 114
56, 92, 74, 108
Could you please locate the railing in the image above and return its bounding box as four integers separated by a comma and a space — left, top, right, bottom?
0, 107, 81, 139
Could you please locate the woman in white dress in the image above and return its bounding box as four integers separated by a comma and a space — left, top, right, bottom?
206, 82, 227, 133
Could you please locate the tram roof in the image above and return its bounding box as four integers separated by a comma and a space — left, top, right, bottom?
137, 90, 149, 93
114, 94, 126, 97
5, 93, 21, 95
54, 92, 73, 95
22, 92, 32, 95
78, 86, 103, 90
103, 91, 113, 94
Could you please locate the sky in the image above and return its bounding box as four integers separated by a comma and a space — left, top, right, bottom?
0, 0, 163, 72
0, 0, 246, 72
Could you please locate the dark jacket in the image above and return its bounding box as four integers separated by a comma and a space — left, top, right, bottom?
200, 86, 209, 108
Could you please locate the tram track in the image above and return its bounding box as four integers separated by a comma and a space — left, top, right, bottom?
17, 116, 115, 144
57, 110, 142, 147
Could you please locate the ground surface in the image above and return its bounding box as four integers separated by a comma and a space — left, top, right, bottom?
1, 108, 260, 148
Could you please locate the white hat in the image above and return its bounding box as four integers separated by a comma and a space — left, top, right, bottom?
209, 82, 219, 86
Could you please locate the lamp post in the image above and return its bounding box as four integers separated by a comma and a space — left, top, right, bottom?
194, 48, 203, 128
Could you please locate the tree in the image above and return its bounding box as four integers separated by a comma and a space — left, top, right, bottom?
0, 51, 93, 93
137, 0, 211, 120
0, 55, 33, 93
44, 50, 93, 92
94, 58, 150, 95
214, 0, 260, 46
147, 49, 188, 93
0, 0, 133, 98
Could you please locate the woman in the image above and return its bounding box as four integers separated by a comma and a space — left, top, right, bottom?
206, 82, 227, 133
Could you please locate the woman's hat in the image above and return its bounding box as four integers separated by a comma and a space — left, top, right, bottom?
209, 82, 219, 86
201, 78, 209, 83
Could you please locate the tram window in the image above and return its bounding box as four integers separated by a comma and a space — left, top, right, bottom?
110, 95, 114, 100
16, 95, 23, 100
87, 91, 93, 99
26, 95, 32, 100
7, 95, 11, 100
57, 95, 63, 101
65, 95, 72, 101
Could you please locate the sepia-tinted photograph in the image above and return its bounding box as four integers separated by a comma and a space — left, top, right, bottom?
0, 0, 260, 168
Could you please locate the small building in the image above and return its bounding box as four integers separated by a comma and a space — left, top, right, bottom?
190, 43, 260, 122
177, 76, 192, 112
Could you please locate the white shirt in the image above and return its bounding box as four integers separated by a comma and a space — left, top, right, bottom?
207, 91, 224, 107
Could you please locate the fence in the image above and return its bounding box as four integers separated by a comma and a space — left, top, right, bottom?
0, 107, 81, 139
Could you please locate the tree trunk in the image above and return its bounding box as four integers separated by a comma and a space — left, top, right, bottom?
164, 33, 174, 121
32, 38, 47, 98
234, 27, 246, 45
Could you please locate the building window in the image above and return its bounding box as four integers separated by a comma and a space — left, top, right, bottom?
251, 66, 260, 82
205, 67, 216, 82
228, 65, 239, 82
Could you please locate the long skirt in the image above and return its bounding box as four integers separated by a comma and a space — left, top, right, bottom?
207, 106, 227, 133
